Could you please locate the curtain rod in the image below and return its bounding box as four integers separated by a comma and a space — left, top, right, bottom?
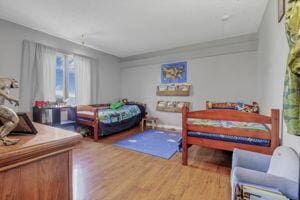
24, 40, 97, 61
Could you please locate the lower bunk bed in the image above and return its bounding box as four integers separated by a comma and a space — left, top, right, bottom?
181, 106, 280, 166
76, 103, 146, 141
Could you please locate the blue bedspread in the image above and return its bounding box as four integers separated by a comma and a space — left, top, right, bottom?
98, 105, 141, 124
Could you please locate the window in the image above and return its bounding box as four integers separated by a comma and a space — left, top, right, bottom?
55, 53, 76, 105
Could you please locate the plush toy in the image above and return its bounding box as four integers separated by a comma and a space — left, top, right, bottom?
0, 78, 20, 146
206, 101, 236, 110
120, 98, 128, 104
206, 101, 259, 113
236, 102, 259, 113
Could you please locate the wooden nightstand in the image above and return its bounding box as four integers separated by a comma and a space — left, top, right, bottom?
141, 117, 158, 131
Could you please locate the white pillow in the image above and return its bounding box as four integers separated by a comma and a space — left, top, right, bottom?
267, 146, 299, 183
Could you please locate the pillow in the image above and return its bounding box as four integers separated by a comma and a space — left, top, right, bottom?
110, 101, 124, 110
267, 146, 299, 183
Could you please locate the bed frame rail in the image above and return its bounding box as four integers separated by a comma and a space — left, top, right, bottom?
76, 103, 146, 142
182, 106, 280, 165
76, 104, 110, 141
187, 109, 272, 124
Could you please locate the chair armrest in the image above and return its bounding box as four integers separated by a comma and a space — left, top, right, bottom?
232, 148, 272, 172
232, 167, 299, 200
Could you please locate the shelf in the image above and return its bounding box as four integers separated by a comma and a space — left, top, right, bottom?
156, 84, 191, 96
156, 101, 190, 113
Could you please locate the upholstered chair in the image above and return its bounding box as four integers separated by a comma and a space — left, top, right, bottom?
231, 146, 299, 200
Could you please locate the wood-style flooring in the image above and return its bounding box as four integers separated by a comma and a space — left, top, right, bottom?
73, 127, 232, 200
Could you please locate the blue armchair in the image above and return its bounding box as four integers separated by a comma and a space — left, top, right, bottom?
231, 147, 299, 200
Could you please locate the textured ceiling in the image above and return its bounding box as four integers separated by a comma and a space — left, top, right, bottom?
0, 0, 268, 57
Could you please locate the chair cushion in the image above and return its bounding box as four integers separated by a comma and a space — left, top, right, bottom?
267, 146, 299, 183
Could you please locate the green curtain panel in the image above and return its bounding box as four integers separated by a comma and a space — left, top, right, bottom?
283, 0, 300, 135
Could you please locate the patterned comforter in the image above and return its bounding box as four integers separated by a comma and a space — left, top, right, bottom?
98, 105, 141, 124
187, 119, 269, 132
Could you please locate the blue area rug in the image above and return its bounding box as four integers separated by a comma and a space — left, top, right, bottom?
114, 130, 182, 159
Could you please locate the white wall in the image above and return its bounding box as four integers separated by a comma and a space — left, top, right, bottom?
121, 0, 300, 153
0, 19, 121, 109
121, 51, 259, 128
98, 54, 121, 103
258, 0, 300, 153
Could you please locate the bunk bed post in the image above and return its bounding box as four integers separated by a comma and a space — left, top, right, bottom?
182, 105, 188, 166
93, 108, 99, 142
270, 109, 280, 153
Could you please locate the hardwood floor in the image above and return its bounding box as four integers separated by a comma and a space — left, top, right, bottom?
73, 127, 232, 200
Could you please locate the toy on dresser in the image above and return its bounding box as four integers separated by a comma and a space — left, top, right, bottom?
0, 78, 20, 145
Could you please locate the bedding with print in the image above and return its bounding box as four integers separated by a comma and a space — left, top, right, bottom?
98, 103, 146, 136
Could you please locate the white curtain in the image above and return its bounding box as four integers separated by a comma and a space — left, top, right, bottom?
19, 40, 56, 112
74, 55, 92, 105
35, 44, 56, 102
19, 40, 36, 112
91, 59, 100, 104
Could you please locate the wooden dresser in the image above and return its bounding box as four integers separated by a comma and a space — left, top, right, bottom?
0, 123, 81, 200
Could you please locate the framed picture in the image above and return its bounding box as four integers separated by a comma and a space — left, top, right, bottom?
161, 61, 187, 84
11, 112, 38, 135
278, 0, 285, 22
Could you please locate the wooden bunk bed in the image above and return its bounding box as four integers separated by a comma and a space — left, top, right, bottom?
182, 106, 280, 166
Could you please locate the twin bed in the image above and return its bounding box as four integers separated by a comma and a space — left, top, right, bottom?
76, 103, 146, 141
182, 106, 280, 165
